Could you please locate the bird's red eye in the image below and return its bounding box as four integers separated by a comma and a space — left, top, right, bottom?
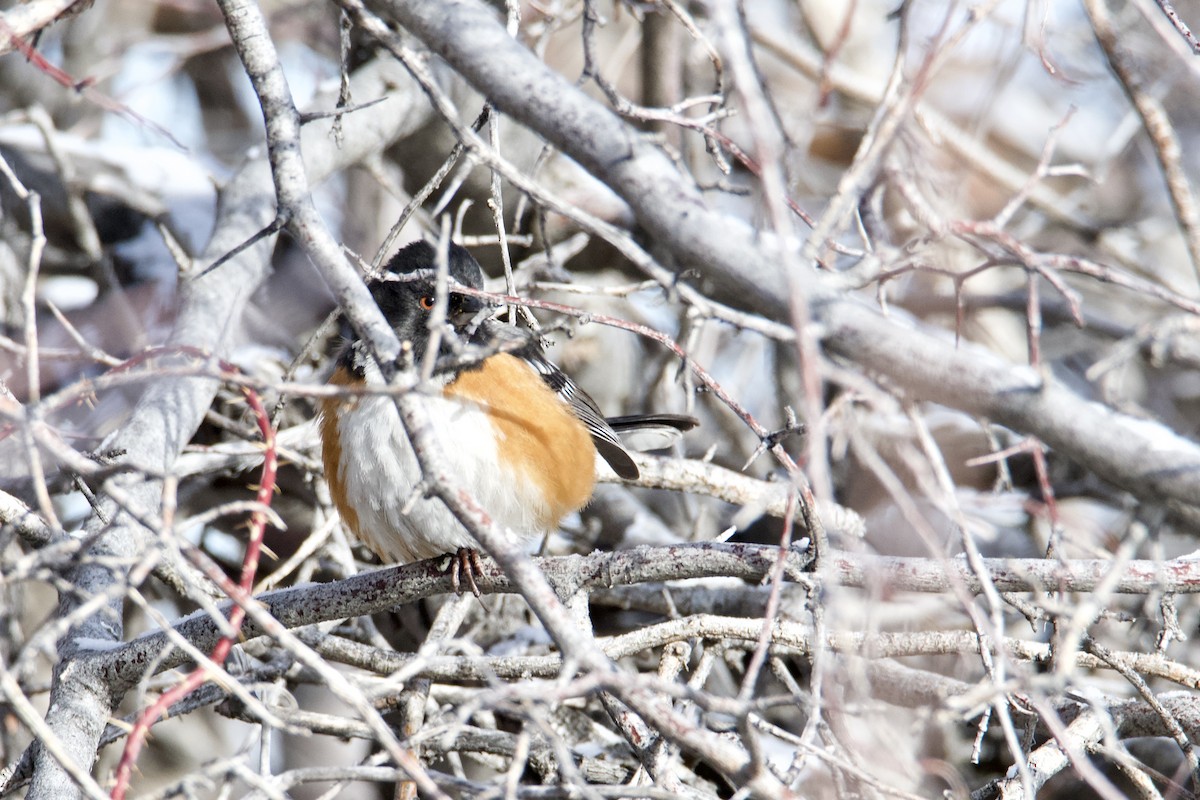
419, 295, 435, 310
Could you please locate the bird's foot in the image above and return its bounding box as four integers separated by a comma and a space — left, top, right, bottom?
448, 547, 484, 597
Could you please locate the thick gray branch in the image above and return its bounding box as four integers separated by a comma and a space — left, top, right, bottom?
80, 543, 1200, 694
376, 0, 1200, 514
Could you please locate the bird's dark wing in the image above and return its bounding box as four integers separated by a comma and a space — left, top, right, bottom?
522, 351, 641, 480
604, 413, 699, 453
604, 413, 698, 433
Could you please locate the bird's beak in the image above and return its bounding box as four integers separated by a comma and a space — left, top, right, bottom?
450, 294, 486, 328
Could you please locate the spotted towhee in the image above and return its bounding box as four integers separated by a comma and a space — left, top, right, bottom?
318, 240, 696, 592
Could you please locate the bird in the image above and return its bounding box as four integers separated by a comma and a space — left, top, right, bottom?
318, 240, 697, 594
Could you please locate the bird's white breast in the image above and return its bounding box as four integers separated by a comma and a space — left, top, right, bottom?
330, 390, 553, 564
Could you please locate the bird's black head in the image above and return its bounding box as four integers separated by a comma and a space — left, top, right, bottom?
338, 241, 493, 377
367, 240, 491, 357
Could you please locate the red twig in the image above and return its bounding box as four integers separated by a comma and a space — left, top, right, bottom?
0, 16, 185, 150
0, 18, 92, 90
702, 128, 864, 259
109, 353, 277, 800
738, 489, 798, 702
